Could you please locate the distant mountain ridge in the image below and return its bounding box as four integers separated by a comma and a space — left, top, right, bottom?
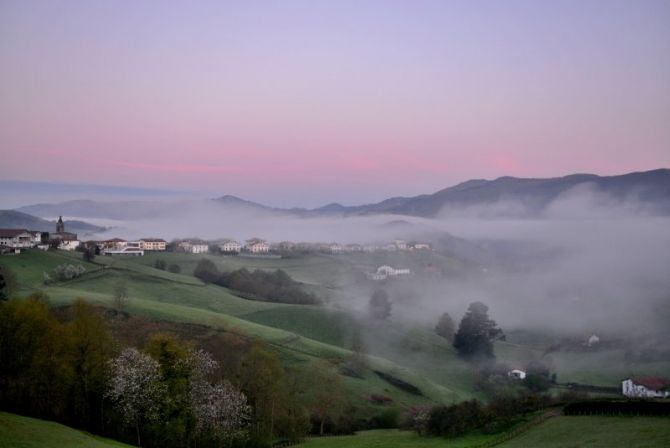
15, 169, 670, 219
0, 210, 106, 234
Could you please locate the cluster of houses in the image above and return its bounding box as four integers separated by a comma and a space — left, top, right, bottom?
0, 217, 80, 254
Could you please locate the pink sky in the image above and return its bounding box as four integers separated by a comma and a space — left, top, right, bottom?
1, 1, 668, 207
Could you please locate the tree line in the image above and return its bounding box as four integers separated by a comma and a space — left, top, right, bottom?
194, 259, 320, 305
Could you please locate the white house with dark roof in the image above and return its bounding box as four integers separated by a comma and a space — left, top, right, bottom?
0, 229, 34, 248
245, 238, 270, 253
219, 239, 242, 253
139, 238, 167, 251
622, 377, 670, 398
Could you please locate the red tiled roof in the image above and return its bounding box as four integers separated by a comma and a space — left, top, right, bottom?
631, 377, 670, 390
140, 238, 166, 243
0, 228, 31, 237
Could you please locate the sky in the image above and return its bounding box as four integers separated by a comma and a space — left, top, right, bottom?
1, 0, 669, 207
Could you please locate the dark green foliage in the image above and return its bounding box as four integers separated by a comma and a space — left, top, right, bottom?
218, 268, 320, 305
453, 302, 503, 361
82, 245, 96, 262
153, 259, 167, 270
193, 259, 219, 283
167, 263, 181, 274
0, 265, 18, 301
368, 289, 391, 319
523, 361, 553, 392
435, 312, 455, 341
427, 400, 487, 438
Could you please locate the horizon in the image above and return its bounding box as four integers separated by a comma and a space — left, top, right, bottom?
2, 167, 668, 210
2, 0, 669, 207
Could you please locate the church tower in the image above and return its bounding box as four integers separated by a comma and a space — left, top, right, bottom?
56, 216, 64, 233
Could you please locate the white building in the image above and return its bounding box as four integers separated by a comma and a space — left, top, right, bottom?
245, 238, 270, 253
219, 240, 242, 253
622, 377, 670, 398
103, 246, 145, 256
329, 243, 343, 254
508, 369, 527, 380
366, 265, 412, 281
412, 243, 431, 250
394, 239, 408, 250
139, 238, 167, 251
178, 241, 209, 254
0, 229, 35, 248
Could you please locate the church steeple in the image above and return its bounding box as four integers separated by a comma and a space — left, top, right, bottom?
56, 216, 64, 233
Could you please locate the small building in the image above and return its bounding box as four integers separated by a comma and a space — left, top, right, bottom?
329, 243, 343, 254
622, 377, 670, 398
245, 238, 270, 253
179, 240, 209, 254
508, 369, 527, 380
586, 334, 600, 347
219, 239, 242, 253
103, 240, 144, 256
0, 229, 35, 248
366, 265, 412, 280
412, 243, 431, 250
99, 238, 128, 250
394, 239, 408, 250
139, 238, 167, 251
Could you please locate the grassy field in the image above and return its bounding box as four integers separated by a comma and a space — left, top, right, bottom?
301, 429, 493, 448
300, 416, 670, 448
0, 412, 132, 448
499, 416, 670, 448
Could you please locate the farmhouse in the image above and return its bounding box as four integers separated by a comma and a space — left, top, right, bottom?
219, 239, 242, 253
622, 377, 670, 398
0, 229, 35, 249
245, 238, 270, 253
139, 238, 167, 251
366, 265, 412, 281
508, 369, 527, 380
178, 240, 209, 254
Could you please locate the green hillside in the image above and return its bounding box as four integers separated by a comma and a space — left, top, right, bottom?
0, 412, 132, 448
0, 249, 477, 413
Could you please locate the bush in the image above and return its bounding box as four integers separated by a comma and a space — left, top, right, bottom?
153, 259, 167, 270
193, 259, 219, 283
53, 264, 86, 281
217, 268, 320, 304
167, 264, 181, 274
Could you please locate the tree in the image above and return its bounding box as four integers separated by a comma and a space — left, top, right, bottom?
0, 265, 18, 301
453, 302, 503, 361
435, 312, 455, 341
368, 289, 391, 319
153, 259, 167, 270
168, 264, 181, 274
106, 348, 166, 447
300, 363, 348, 435
188, 349, 250, 444
67, 299, 115, 429
113, 280, 129, 310
82, 244, 96, 262
193, 259, 219, 284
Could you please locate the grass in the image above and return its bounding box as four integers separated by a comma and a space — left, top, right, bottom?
498, 416, 670, 448
300, 429, 493, 448
0, 412, 132, 448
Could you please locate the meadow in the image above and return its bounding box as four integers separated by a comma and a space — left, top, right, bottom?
0, 412, 132, 448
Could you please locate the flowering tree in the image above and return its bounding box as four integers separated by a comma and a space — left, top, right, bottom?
188, 349, 251, 445
106, 348, 166, 447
